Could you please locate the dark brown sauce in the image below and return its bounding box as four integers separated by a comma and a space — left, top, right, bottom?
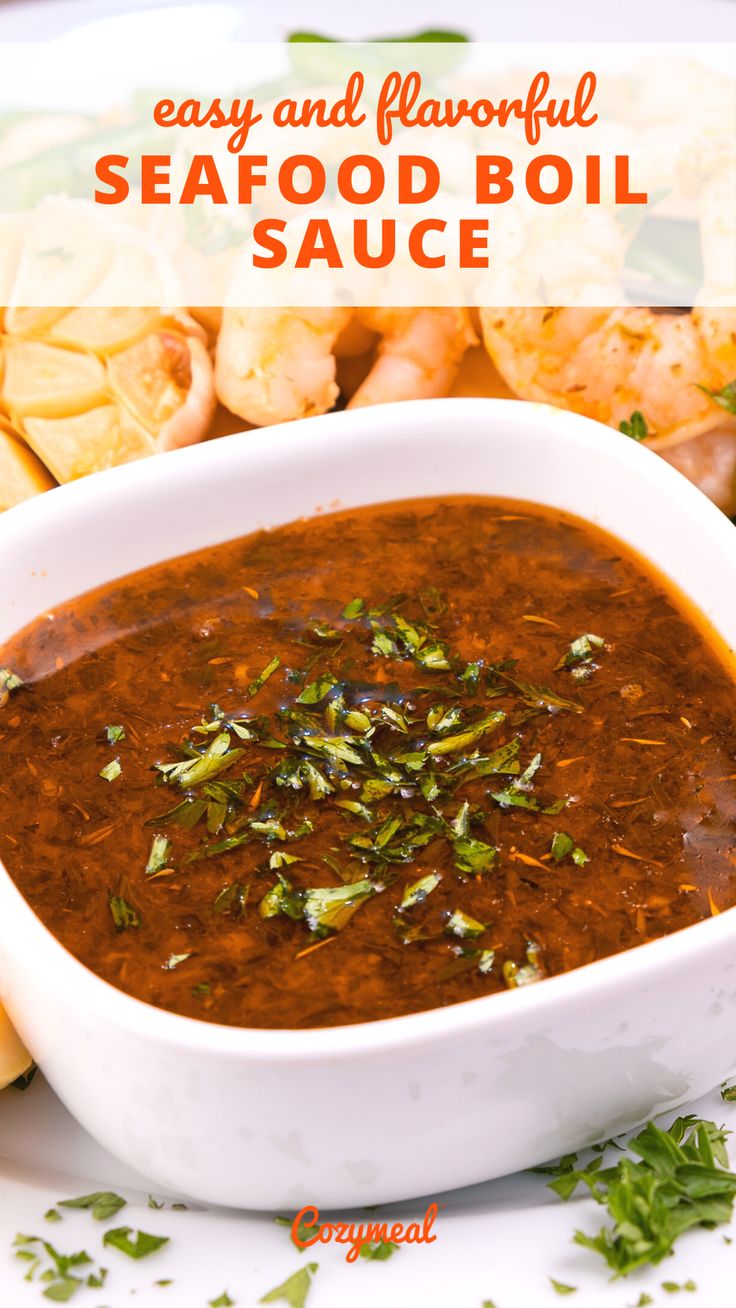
1, 496, 735, 1029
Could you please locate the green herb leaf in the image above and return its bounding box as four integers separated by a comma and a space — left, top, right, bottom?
721, 1081, 736, 1102
619, 410, 649, 440
146, 834, 172, 876
359, 1240, 399, 1260
108, 895, 139, 930
399, 872, 442, 910
58, 1192, 126, 1222
426, 711, 505, 757
503, 942, 543, 988
104, 724, 126, 744
209, 1294, 235, 1307
102, 1226, 169, 1260
550, 1278, 577, 1295
0, 666, 24, 706
163, 952, 191, 971
490, 788, 566, 815
158, 732, 244, 790
569, 1115, 736, 1276
99, 758, 122, 782
445, 908, 486, 939
551, 831, 574, 861
556, 633, 605, 671
260, 1262, 318, 1308
698, 379, 736, 416
213, 881, 249, 916
247, 655, 281, 699
296, 674, 338, 705
342, 598, 364, 619
303, 879, 376, 933
146, 797, 208, 829
453, 835, 497, 875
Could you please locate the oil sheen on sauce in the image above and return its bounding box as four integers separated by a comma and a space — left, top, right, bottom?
1, 496, 735, 1029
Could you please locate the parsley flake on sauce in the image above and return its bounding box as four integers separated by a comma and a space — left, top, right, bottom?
109, 895, 140, 931
104, 724, 126, 744
247, 655, 281, 699
0, 666, 24, 707
445, 908, 486, 939
99, 758, 122, 782
556, 633, 605, 672
146, 835, 172, 876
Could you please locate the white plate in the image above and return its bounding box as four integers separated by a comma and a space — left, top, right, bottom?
2, 1073, 736, 1307
2, 1, 736, 1305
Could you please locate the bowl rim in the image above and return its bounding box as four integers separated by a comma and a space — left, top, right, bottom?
2, 394, 736, 1061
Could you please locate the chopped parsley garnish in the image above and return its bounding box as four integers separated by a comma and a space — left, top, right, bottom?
296, 674, 338, 705
104, 724, 126, 744
550, 1278, 577, 1294
58, 1192, 126, 1221
163, 952, 191, 970
551, 1115, 736, 1276
551, 832, 589, 866
445, 908, 486, 939
503, 942, 543, 988
556, 633, 605, 674
99, 758, 122, 782
698, 379, 736, 416
0, 666, 24, 707
247, 655, 281, 699
12, 1233, 106, 1301
209, 1294, 235, 1307
359, 1239, 399, 1260
102, 1226, 169, 1259
146, 835, 172, 876
399, 872, 442, 910
619, 410, 649, 440
156, 731, 244, 789
109, 895, 140, 930
721, 1081, 736, 1102
133, 588, 595, 985
260, 1263, 318, 1307
426, 711, 505, 757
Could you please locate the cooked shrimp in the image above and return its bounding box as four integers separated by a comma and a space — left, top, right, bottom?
215, 307, 351, 425
214, 306, 476, 424
348, 308, 477, 409
479, 307, 736, 446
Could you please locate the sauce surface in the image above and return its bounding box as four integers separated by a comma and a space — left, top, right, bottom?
1, 496, 736, 1029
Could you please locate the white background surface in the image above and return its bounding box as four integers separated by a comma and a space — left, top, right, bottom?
1, 2, 736, 1306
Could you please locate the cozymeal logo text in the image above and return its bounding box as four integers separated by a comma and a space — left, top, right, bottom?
291, 1202, 439, 1262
